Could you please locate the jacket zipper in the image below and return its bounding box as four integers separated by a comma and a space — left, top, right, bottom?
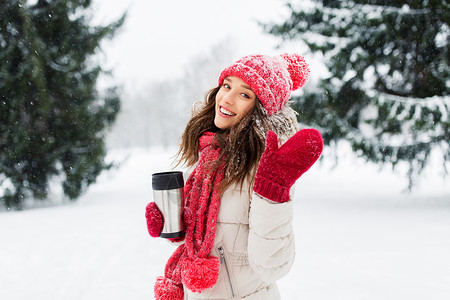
218, 246, 236, 298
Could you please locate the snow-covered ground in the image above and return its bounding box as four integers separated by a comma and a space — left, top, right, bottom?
1, 146, 449, 300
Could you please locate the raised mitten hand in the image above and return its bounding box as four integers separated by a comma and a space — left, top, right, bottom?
145, 202, 164, 237
253, 129, 323, 203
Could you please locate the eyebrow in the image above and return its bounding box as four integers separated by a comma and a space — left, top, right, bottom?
224, 78, 253, 91
241, 84, 253, 91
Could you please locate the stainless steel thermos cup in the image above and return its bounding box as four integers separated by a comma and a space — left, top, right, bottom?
151, 171, 185, 238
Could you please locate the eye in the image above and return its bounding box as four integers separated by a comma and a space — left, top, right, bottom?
240, 93, 250, 99
222, 83, 231, 90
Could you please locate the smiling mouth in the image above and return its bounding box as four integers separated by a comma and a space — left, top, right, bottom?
219, 106, 236, 116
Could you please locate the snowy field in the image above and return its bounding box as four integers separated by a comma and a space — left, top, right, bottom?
1, 146, 449, 300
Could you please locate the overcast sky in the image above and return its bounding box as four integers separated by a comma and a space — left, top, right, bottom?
93, 0, 310, 93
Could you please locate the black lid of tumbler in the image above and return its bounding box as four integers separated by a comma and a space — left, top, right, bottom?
152, 171, 184, 190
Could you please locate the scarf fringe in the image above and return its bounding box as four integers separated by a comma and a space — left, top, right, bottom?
154, 276, 184, 300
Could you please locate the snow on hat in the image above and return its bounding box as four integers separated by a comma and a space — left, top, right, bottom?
218, 53, 310, 116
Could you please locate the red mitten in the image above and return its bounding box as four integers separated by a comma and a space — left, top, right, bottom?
145, 202, 164, 237
253, 129, 323, 203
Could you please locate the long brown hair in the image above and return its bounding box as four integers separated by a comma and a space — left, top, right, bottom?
176, 85, 297, 193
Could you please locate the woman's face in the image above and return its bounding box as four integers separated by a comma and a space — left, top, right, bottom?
214, 76, 257, 130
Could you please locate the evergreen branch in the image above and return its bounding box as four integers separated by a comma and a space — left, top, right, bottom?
318, 3, 440, 19
301, 31, 351, 47
372, 91, 450, 105
351, 3, 444, 15
379, 133, 450, 150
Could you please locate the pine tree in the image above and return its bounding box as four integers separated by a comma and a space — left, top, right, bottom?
0, 0, 125, 209
264, 0, 449, 188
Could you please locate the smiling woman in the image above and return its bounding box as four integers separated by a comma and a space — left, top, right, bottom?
214, 76, 257, 130
145, 53, 323, 300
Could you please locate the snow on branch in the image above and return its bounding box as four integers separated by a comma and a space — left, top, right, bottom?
350, 3, 442, 15
377, 93, 450, 105
365, 89, 450, 105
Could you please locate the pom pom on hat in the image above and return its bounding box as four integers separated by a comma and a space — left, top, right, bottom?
280, 53, 310, 91
218, 53, 310, 116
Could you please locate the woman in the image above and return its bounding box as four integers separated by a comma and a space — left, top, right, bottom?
146, 53, 323, 299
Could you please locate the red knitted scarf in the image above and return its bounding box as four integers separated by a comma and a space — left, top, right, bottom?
154, 132, 225, 300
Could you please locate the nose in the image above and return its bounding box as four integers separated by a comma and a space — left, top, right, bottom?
222, 91, 235, 106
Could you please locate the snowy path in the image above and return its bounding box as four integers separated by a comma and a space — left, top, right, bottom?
1, 147, 449, 300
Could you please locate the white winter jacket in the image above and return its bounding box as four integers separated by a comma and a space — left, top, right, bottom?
183, 176, 295, 300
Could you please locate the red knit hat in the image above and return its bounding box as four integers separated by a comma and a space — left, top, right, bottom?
218, 53, 310, 116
